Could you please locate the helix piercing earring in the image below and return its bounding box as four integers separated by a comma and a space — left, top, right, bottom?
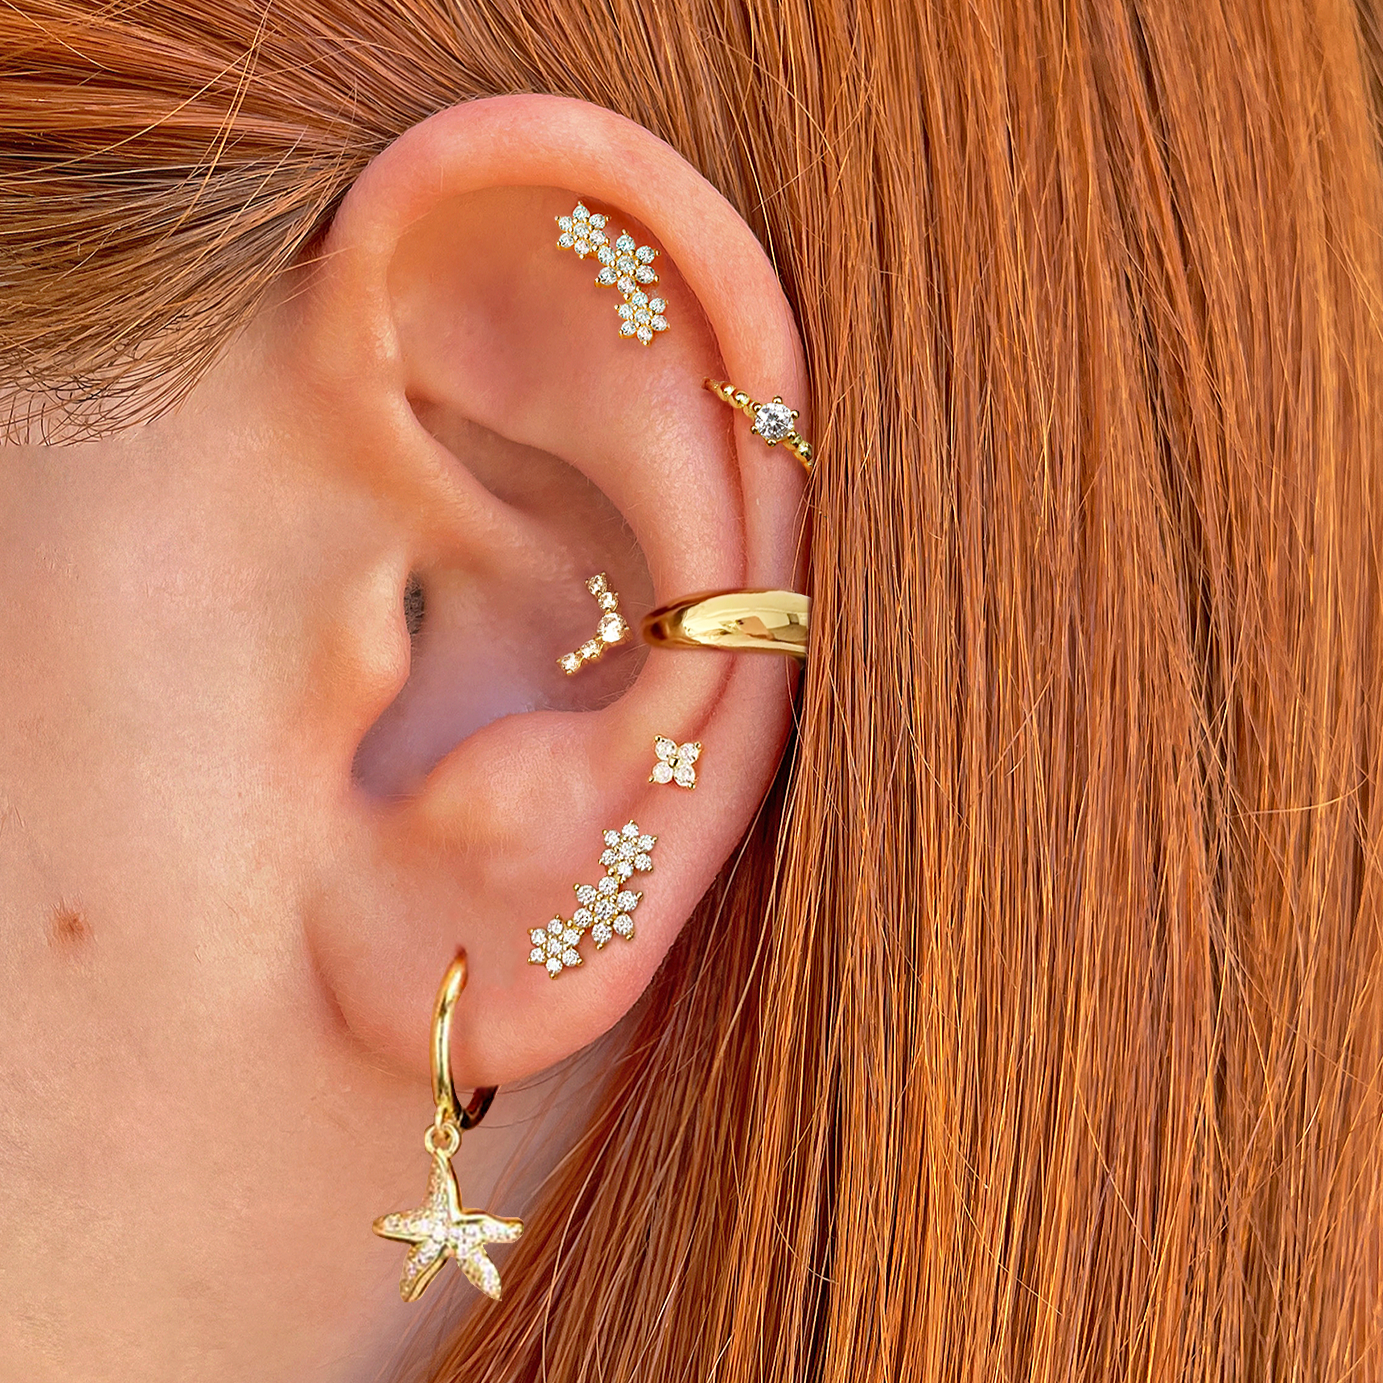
372, 953, 523, 1302
556, 201, 670, 345
529, 821, 658, 976
558, 573, 630, 675
704, 379, 814, 470
650, 736, 701, 788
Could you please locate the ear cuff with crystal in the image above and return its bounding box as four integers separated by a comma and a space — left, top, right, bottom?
556, 202, 670, 345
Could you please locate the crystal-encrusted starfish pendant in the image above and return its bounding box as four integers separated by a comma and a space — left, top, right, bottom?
373, 1150, 524, 1302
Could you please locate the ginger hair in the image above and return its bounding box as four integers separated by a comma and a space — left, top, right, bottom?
3, 1, 1381, 1378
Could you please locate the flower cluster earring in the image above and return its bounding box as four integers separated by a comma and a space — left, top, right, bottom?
529, 821, 657, 977
556, 202, 670, 345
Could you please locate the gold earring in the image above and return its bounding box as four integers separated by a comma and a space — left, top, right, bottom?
558, 572, 630, 675
650, 735, 701, 788
556, 202, 670, 344
372, 953, 523, 1302
704, 379, 814, 470
529, 820, 657, 975
641, 589, 810, 660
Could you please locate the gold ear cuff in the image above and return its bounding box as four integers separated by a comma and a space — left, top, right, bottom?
642, 589, 810, 660
704, 379, 813, 470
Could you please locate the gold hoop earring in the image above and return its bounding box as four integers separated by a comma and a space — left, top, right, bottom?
704, 379, 814, 470
372, 953, 523, 1301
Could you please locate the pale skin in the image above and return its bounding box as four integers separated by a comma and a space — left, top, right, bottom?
0, 96, 808, 1381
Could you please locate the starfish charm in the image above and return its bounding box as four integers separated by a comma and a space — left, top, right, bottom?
373, 1152, 523, 1301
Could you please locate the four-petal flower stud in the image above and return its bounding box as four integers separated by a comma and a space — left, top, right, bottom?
650, 736, 701, 789
373, 1150, 523, 1302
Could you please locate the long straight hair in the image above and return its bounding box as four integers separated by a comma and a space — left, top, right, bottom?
3, 1, 1381, 1378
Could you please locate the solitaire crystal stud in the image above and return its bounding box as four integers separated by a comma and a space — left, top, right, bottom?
650, 736, 701, 789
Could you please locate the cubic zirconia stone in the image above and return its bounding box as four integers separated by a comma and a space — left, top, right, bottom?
592, 920, 613, 947
652, 762, 674, 784
754, 400, 795, 442
636, 245, 656, 263
613, 914, 635, 938
674, 763, 696, 787
634, 853, 653, 872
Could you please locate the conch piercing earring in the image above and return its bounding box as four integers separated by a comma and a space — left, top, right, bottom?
704, 379, 814, 471
650, 735, 701, 788
372, 953, 523, 1302
558, 572, 630, 675
642, 589, 810, 660
529, 821, 658, 976
556, 202, 670, 345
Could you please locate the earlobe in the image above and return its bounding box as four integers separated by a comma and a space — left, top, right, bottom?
279, 93, 810, 1089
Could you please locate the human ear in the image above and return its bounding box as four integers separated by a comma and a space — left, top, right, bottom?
269, 94, 808, 1087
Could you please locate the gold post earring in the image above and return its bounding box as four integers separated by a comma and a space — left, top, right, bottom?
558, 572, 630, 675
372, 953, 523, 1302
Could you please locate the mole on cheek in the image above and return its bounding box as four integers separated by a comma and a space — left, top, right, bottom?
49, 902, 91, 950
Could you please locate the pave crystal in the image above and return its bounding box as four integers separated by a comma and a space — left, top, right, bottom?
753, 400, 795, 443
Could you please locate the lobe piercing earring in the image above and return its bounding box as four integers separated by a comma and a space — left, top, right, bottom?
528, 821, 658, 976
558, 573, 630, 675
704, 379, 814, 470
556, 202, 670, 345
373, 953, 523, 1301
650, 736, 701, 788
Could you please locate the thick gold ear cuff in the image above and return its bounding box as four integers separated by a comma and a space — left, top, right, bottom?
372, 954, 523, 1302
642, 589, 810, 660
704, 379, 813, 470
